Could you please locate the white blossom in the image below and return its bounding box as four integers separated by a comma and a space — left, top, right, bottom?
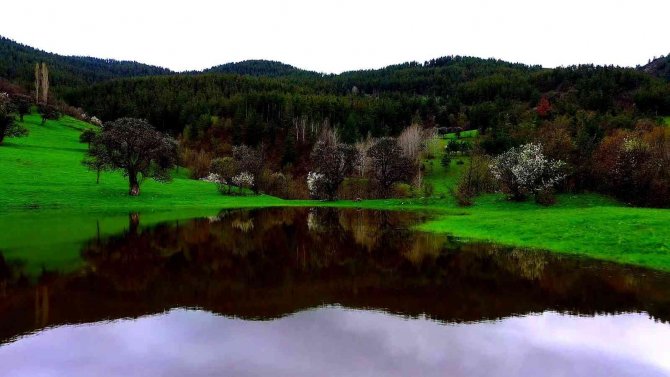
89, 116, 103, 127
306, 171, 327, 199
200, 173, 222, 183
490, 143, 566, 199
232, 171, 254, 189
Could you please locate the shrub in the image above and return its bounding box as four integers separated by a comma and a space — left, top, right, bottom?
181, 148, 212, 179
306, 171, 328, 199
338, 178, 372, 200
391, 183, 413, 198
440, 154, 451, 169
490, 143, 566, 202
79, 129, 97, 147
210, 157, 236, 193
232, 172, 254, 193
593, 127, 669, 207
454, 155, 496, 206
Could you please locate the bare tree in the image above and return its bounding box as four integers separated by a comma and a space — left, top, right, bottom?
397, 124, 425, 163
367, 137, 415, 196
309, 129, 357, 200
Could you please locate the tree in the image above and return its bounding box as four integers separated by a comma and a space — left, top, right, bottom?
82, 141, 110, 184
397, 123, 425, 162
367, 137, 414, 196
536, 96, 552, 118
38, 104, 60, 125
0, 93, 28, 145
13, 95, 31, 122
231, 172, 254, 194
232, 145, 262, 192
309, 130, 357, 200
210, 157, 237, 194
79, 129, 97, 148
86, 118, 177, 196
490, 143, 566, 202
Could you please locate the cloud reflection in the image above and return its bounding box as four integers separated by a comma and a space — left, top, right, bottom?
1, 307, 669, 377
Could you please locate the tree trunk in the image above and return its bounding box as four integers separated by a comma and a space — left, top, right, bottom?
129, 173, 140, 196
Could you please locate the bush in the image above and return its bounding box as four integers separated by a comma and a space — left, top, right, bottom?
592, 126, 669, 207
307, 171, 328, 199
440, 154, 451, 169
454, 155, 496, 206
79, 129, 97, 147
232, 172, 255, 194
181, 148, 212, 179
490, 143, 566, 202
391, 183, 413, 198
338, 178, 372, 200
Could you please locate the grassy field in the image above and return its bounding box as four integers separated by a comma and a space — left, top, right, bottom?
0, 114, 669, 273
443, 129, 479, 140
664, 116, 670, 126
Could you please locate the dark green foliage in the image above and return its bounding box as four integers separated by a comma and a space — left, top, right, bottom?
85, 118, 177, 196
37, 104, 60, 125
79, 128, 97, 147
0, 36, 171, 95
0, 93, 28, 144
440, 154, 451, 169
204, 60, 320, 78
455, 155, 496, 206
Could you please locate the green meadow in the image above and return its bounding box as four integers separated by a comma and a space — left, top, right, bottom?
0, 114, 669, 274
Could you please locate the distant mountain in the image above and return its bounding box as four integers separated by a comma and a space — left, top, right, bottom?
640, 54, 670, 81
203, 60, 320, 78
0, 36, 173, 94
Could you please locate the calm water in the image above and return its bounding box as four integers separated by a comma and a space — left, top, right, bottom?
1, 208, 670, 376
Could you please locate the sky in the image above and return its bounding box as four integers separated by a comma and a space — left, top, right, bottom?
0, 0, 668, 73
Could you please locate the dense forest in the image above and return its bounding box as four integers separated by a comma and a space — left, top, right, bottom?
0, 36, 172, 94
1, 35, 669, 206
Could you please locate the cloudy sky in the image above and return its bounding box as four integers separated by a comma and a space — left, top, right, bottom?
1, 0, 668, 73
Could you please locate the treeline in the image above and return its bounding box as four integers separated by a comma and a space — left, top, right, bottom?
0, 36, 172, 95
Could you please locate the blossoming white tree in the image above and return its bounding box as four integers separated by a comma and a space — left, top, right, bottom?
490, 143, 566, 202
232, 171, 254, 194
306, 171, 327, 199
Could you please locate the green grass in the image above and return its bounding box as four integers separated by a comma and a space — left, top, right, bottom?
0, 114, 296, 212
663, 116, 670, 126
0, 114, 669, 273
443, 129, 478, 140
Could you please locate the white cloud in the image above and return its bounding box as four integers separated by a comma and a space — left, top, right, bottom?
0, 0, 667, 73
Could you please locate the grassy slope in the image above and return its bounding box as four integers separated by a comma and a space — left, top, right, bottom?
0, 115, 669, 273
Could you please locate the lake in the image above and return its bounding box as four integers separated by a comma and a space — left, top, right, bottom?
1, 208, 669, 376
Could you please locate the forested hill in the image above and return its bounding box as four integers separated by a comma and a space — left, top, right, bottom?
641, 54, 670, 82
203, 60, 321, 78
0, 36, 173, 94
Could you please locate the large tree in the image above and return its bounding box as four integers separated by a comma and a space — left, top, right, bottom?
367, 137, 414, 196
0, 93, 28, 145
86, 118, 177, 196
309, 130, 357, 200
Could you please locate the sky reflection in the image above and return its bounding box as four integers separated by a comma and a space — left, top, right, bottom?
1, 307, 669, 377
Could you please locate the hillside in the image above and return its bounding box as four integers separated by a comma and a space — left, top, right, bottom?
204, 59, 320, 78
0, 36, 173, 94
641, 54, 670, 81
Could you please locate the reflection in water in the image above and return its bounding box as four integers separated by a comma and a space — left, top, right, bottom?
1, 308, 669, 377
1, 208, 670, 376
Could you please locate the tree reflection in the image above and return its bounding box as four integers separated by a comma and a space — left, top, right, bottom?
1, 208, 670, 345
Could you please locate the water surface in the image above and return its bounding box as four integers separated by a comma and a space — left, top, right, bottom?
1, 208, 669, 376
